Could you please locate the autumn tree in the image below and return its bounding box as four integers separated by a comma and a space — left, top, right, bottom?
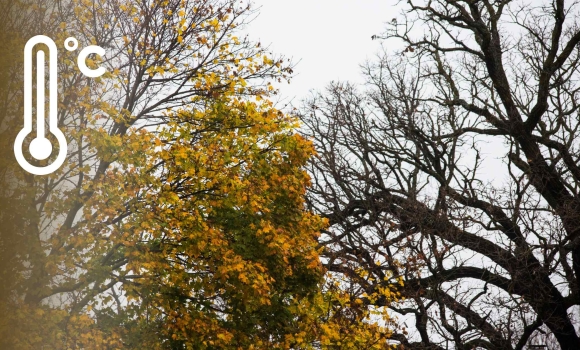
0, 0, 336, 348
301, 0, 580, 349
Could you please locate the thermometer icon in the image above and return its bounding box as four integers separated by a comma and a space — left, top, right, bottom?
14, 35, 106, 175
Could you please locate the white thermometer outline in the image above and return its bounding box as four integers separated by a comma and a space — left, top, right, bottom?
15, 35, 67, 175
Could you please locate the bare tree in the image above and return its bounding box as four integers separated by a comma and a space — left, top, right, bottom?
300, 0, 580, 349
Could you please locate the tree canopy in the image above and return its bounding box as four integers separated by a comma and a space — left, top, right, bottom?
301, 0, 580, 349
7, 0, 580, 349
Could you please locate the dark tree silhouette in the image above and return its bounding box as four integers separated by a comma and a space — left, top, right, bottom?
301, 0, 580, 348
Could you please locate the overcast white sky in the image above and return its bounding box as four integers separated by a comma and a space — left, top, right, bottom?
243, 0, 401, 104
242, 0, 508, 186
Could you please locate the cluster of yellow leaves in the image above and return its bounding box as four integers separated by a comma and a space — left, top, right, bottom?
75, 80, 399, 349
81, 92, 327, 348
73, 96, 399, 349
